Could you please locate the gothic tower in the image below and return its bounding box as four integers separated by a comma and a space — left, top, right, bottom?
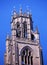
4, 8, 43, 65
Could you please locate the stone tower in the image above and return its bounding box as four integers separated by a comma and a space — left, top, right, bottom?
4, 8, 43, 65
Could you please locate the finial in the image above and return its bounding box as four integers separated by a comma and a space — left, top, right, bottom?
13, 6, 16, 12
11, 6, 16, 15
35, 26, 39, 34
19, 4, 22, 15
13, 6, 17, 15
11, 10, 13, 16
30, 9, 32, 16
26, 5, 30, 15
11, 10, 13, 22
6, 34, 10, 40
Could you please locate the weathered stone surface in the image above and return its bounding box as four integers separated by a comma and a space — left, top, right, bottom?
4, 9, 43, 65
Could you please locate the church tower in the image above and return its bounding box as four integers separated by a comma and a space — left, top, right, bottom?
4, 8, 43, 65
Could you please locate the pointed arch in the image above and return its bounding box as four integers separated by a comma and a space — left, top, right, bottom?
20, 46, 33, 55
20, 46, 33, 65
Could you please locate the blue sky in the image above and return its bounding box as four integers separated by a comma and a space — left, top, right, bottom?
0, 0, 47, 65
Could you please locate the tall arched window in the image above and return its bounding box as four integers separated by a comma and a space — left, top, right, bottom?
16, 22, 21, 37
17, 22, 20, 28
21, 46, 33, 65
23, 21, 27, 38
31, 34, 35, 40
